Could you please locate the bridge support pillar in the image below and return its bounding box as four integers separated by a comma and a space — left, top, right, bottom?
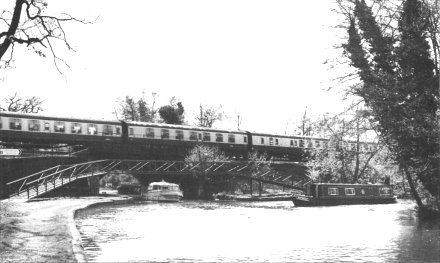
87, 176, 100, 195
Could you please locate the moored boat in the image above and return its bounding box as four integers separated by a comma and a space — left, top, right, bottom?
142, 180, 183, 202
292, 183, 396, 207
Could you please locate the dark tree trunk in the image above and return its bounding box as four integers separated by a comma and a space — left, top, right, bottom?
0, 0, 23, 59
403, 165, 424, 208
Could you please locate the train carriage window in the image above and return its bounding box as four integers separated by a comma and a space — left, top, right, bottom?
9, 118, 22, 130
244, 136, 247, 143
161, 129, 169, 139
116, 127, 121, 135
324, 141, 328, 148
71, 123, 82, 134
315, 140, 321, 148
189, 131, 198, 141
275, 138, 279, 145
44, 122, 50, 132
269, 138, 273, 146
129, 127, 134, 136
103, 125, 113, 135
0, 119, 2, 129
88, 124, 98, 135
328, 188, 339, 195
198, 133, 202, 141
215, 133, 223, 142
345, 188, 355, 195
146, 128, 155, 138
299, 139, 304, 148
54, 122, 65, 133
203, 132, 211, 142
261, 138, 264, 144
290, 140, 294, 147
28, 120, 40, 131
307, 140, 313, 148
363, 143, 369, 151
228, 134, 235, 143
379, 187, 391, 195
175, 130, 184, 140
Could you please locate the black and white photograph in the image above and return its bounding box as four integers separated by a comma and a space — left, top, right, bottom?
1, 0, 439, 262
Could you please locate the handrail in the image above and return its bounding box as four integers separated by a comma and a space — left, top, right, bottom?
6, 165, 62, 185
25, 160, 110, 185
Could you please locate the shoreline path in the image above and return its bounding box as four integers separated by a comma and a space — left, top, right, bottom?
0, 195, 134, 263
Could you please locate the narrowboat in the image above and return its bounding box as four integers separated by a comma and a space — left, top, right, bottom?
142, 180, 183, 202
292, 183, 396, 207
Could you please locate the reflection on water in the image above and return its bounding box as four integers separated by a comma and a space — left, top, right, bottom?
75, 200, 440, 263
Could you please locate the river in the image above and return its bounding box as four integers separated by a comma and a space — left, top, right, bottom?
75, 200, 439, 263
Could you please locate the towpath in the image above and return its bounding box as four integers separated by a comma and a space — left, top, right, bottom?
0, 196, 133, 263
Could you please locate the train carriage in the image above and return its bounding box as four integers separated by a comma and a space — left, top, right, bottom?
125, 121, 249, 159
0, 111, 379, 160
0, 112, 122, 145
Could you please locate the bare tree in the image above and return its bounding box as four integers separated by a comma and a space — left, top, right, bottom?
0, 92, 43, 113
0, 0, 89, 72
195, 104, 223, 128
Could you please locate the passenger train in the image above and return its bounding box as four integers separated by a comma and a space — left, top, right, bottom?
0, 111, 378, 159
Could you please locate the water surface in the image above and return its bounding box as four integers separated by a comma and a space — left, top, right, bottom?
76, 200, 440, 262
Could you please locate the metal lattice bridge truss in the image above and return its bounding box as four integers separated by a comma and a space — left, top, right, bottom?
6, 159, 309, 200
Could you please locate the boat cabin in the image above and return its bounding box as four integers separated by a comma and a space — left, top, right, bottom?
148, 181, 181, 191
306, 183, 394, 198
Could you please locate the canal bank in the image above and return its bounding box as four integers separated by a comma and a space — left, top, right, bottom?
0, 195, 135, 263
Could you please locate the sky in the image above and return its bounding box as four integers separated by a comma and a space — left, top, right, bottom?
1, 0, 353, 134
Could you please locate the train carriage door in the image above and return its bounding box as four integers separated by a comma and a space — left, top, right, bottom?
43, 121, 51, 132
246, 132, 253, 149
120, 121, 128, 141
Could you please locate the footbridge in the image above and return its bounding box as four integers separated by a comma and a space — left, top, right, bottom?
5, 160, 309, 200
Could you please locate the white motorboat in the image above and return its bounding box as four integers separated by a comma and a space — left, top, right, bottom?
142, 180, 183, 202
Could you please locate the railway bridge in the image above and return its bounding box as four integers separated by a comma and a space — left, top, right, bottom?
4, 159, 309, 200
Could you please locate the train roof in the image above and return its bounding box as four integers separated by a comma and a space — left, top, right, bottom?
250, 131, 328, 140
127, 121, 246, 134
0, 111, 121, 125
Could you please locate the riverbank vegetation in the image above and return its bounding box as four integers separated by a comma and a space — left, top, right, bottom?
334, 0, 439, 217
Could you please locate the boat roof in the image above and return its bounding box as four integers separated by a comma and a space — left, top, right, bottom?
149, 180, 179, 186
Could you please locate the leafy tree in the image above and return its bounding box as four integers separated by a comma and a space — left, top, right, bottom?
137, 99, 154, 122
119, 96, 139, 121
185, 144, 230, 163
158, 98, 184, 124
247, 150, 273, 178
338, 0, 439, 214
117, 95, 156, 122
195, 104, 223, 128
306, 108, 386, 184
0, 0, 88, 71
0, 92, 43, 113
185, 144, 230, 199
